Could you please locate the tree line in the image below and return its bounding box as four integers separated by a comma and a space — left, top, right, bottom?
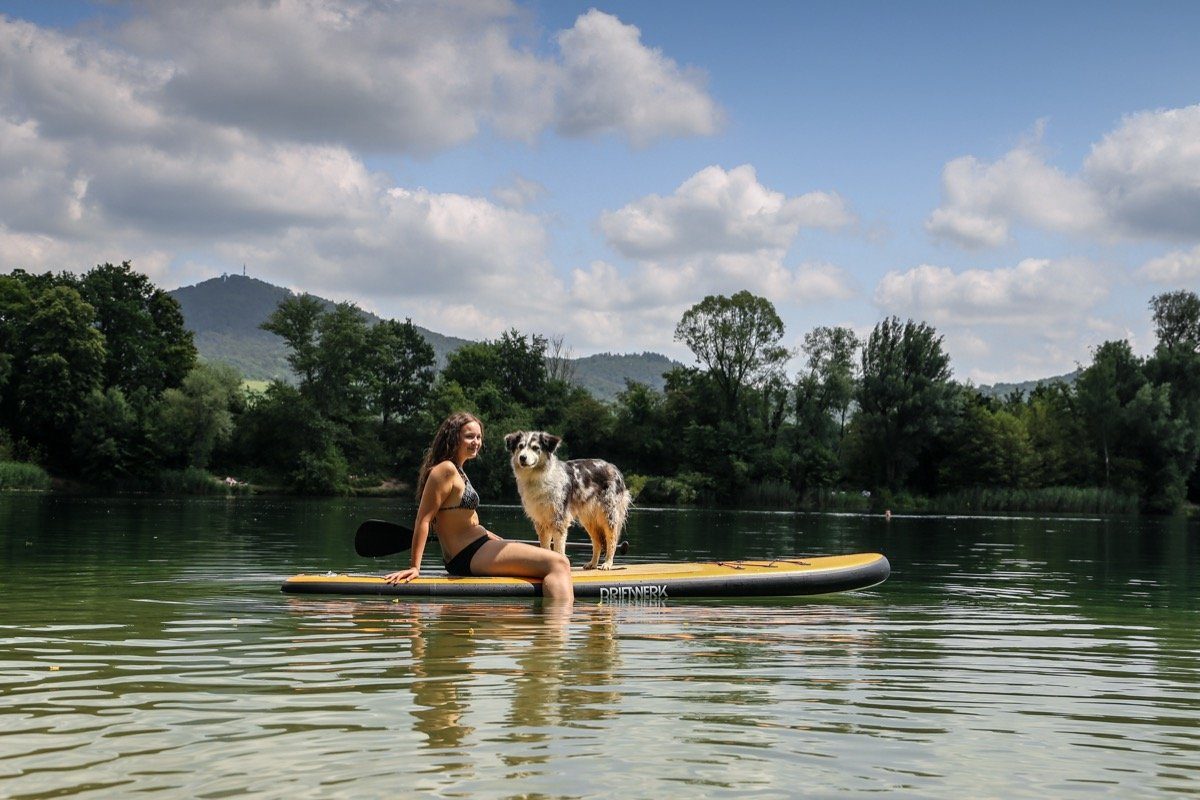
2, 264, 1198, 512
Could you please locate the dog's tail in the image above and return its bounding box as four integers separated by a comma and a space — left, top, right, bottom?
609, 475, 633, 537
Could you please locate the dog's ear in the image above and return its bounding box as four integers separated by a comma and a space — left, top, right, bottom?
540, 433, 562, 453
504, 432, 522, 453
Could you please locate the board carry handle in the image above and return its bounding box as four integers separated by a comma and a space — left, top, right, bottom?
354, 519, 630, 559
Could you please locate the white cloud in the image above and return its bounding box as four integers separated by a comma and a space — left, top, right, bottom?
122, 0, 554, 153
105, 2, 717, 153
1084, 105, 1200, 240
925, 143, 1105, 248
601, 164, 854, 260
1137, 244, 1200, 286
214, 186, 558, 307
570, 261, 634, 310
874, 257, 1108, 326
573, 165, 857, 343
927, 105, 1200, 248
555, 9, 722, 146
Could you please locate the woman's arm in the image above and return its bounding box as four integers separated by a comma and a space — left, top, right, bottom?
385, 462, 454, 584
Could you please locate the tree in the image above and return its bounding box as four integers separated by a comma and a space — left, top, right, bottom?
1021, 383, 1089, 486
14, 286, 107, 467
1145, 290, 1200, 504
1075, 340, 1145, 488
72, 387, 148, 483
853, 317, 956, 489
610, 381, 671, 475
938, 392, 1036, 490
674, 291, 790, 422
310, 302, 372, 421
77, 262, 195, 396
545, 334, 577, 384
261, 294, 324, 386
227, 381, 335, 480
1124, 382, 1195, 511
442, 329, 548, 409
1149, 290, 1200, 352
796, 325, 860, 440
367, 318, 436, 427
154, 363, 245, 469
495, 329, 549, 406
0, 275, 33, 411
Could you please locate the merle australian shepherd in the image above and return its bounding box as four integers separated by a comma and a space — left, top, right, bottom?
504, 431, 631, 570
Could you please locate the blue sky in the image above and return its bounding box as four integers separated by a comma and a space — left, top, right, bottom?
2, 1, 1199, 383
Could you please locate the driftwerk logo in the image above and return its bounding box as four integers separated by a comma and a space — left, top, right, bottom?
598, 585, 668, 601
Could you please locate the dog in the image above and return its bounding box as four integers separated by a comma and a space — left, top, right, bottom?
504, 431, 631, 570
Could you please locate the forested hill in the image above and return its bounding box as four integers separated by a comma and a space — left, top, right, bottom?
169, 274, 470, 381
168, 274, 679, 398
569, 352, 680, 399
977, 369, 1081, 398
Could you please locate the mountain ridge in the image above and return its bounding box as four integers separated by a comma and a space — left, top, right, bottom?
168, 274, 679, 399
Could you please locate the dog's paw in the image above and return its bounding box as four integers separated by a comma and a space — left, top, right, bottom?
596, 562, 615, 571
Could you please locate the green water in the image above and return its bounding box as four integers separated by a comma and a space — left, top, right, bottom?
1, 494, 1197, 798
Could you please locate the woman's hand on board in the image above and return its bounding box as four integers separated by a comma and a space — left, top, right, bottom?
384, 567, 420, 584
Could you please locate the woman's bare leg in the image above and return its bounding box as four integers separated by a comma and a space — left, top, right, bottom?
469, 539, 575, 602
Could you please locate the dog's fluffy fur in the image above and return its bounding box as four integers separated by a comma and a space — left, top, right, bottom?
505, 431, 631, 570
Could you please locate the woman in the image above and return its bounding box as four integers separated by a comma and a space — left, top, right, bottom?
384, 412, 574, 602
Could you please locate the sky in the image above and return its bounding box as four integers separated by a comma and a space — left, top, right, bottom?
2, 0, 1199, 384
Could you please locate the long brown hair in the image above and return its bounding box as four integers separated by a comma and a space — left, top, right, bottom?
415, 411, 483, 500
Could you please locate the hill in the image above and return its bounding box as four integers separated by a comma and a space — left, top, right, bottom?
976, 369, 1081, 399
168, 274, 678, 397
569, 352, 680, 399
169, 274, 470, 380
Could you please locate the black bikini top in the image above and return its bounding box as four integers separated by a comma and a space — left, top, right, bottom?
439, 467, 479, 511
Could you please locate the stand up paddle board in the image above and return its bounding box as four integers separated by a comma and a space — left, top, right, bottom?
281, 553, 889, 599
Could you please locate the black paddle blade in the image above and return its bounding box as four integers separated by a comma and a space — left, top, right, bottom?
354, 519, 414, 557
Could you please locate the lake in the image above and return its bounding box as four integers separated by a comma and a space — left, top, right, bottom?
1, 494, 1197, 798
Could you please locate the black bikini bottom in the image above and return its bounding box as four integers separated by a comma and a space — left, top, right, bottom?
444, 534, 489, 577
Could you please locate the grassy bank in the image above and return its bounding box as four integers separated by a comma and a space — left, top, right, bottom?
629, 476, 1141, 515
879, 486, 1140, 515
0, 461, 52, 491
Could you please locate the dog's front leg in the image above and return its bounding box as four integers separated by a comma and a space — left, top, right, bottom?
533, 519, 554, 550
551, 528, 569, 556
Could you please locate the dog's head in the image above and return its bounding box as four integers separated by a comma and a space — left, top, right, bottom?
504, 430, 562, 470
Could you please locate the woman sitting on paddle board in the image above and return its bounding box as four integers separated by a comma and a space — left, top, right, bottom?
384, 411, 575, 602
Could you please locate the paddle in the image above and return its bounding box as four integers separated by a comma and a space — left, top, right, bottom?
354, 519, 631, 559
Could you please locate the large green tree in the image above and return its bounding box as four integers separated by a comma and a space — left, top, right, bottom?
674, 290, 790, 422
441, 329, 548, 411
367, 318, 436, 427
72, 387, 149, 483
1143, 290, 1200, 505
77, 262, 196, 397
261, 294, 324, 386
796, 325, 860, 440
310, 302, 373, 422
1075, 340, 1145, 489
154, 362, 245, 469
0, 275, 33, 410
938, 392, 1036, 491
14, 285, 107, 467
852, 317, 956, 489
